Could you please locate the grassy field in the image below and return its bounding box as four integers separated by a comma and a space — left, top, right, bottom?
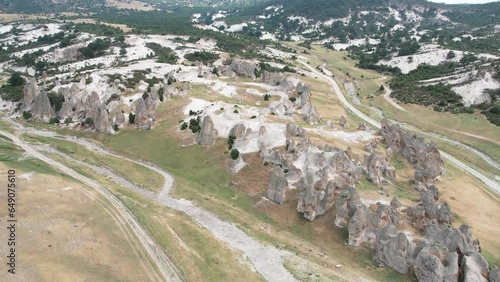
0, 144, 158, 281
38, 144, 265, 282
21, 134, 165, 193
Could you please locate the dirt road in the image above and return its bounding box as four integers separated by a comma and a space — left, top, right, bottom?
0, 130, 185, 282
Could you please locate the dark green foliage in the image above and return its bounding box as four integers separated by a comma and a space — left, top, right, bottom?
7, 72, 24, 87
289, 97, 296, 102
47, 92, 65, 112
250, 115, 257, 119
379, 85, 385, 92
188, 117, 201, 133
0, 72, 25, 102
180, 122, 188, 130
49, 117, 60, 124
263, 94, 270, 101
80, 38, 111, 59
397, 41, 420, 56
158, 87, 164, 102
233, 109, 239, 113
446, 51, 456, 59
228, 135, 236, 150
64, 117, 72, 124
230, 148, 240, 160
22, 111, 32, 120
184, 51, 220, 65
113, 124, 119, 131
129, 113, 135, 124
72, 23, 123, 37
85, 117, 94, 127
145, 42, 178, 64
390, 63, 471, 113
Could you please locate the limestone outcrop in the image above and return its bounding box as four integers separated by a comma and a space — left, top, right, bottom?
296, 171, 336, 221
363, 153, 396, 186
414, 246, 460, 282
31, 91, 53, 123
380, 118, 445, 182
267, 167, 288, 205
373, 225, 417, 274
334, 184, 362, 227
197, 115, 218, 145
286, 123, 306, 137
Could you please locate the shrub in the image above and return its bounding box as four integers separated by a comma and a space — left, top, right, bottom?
64, 117, 72, 124
49, 117, 60, 124
113, 124, 119, 131
22, 111, 32, 119
263, 94, 270, 101
233, 109, 239, 113
230, 149, 239, 160
180, 122, 188, 130
128, 113, 135, 124
289, 97, 296, 102
85, 117, 94, 127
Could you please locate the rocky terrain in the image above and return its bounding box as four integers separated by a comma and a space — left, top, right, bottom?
0, 13, 498, 282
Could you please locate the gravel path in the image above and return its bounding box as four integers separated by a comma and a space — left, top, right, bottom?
4, 121, 298, 282
0, 130, 185, 282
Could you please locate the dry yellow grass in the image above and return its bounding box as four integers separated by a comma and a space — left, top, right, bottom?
0, 164, 154, 281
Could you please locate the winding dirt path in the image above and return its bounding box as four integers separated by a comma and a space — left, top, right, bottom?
0, 130, 185, 282
383, 87, 410, 113
298, 59, 500, 194
4, 121, 299, 282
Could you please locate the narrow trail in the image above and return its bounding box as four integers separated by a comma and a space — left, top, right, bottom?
383, 87, 410, 113
5, 120, 299, 282
0, 130, 185, 282
298, 59, 500, 194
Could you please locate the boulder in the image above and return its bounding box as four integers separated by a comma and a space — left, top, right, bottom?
422, 223, 480, 256
267, 167, 288, 205
296, 172, 336, 221
461, 252, 490, 282
414, 246, 459, 282
197, 116, 218, 145
373, 225, 417, 274
364, 153, 396, 186
339, 115, 349, 128
347, 203, 402, 246
229, 123, 246, 138
286, 123, 306, 137
490, 266, 500, 282
334, 184, 362, 227
304, 103, 322, 125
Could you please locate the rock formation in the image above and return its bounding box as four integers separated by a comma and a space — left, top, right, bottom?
364, 153, 396, 186
379, 118, 445, 182
374, 225, 417, 274
407, 186, 453, 228
31, 91, 53, 123
21, 78, 38, 112
414, 246, 460, 282
197, 115, 218, 145
222, 59, 257, 79
296, 171, 336, 221
339, 115, 349, 128
334, 184, 362, 227
229, 123, 246, 138
267, 167, 288, 205
347, 203, 402, 246
286, 123, 306, 137
461, 252, 490, 282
